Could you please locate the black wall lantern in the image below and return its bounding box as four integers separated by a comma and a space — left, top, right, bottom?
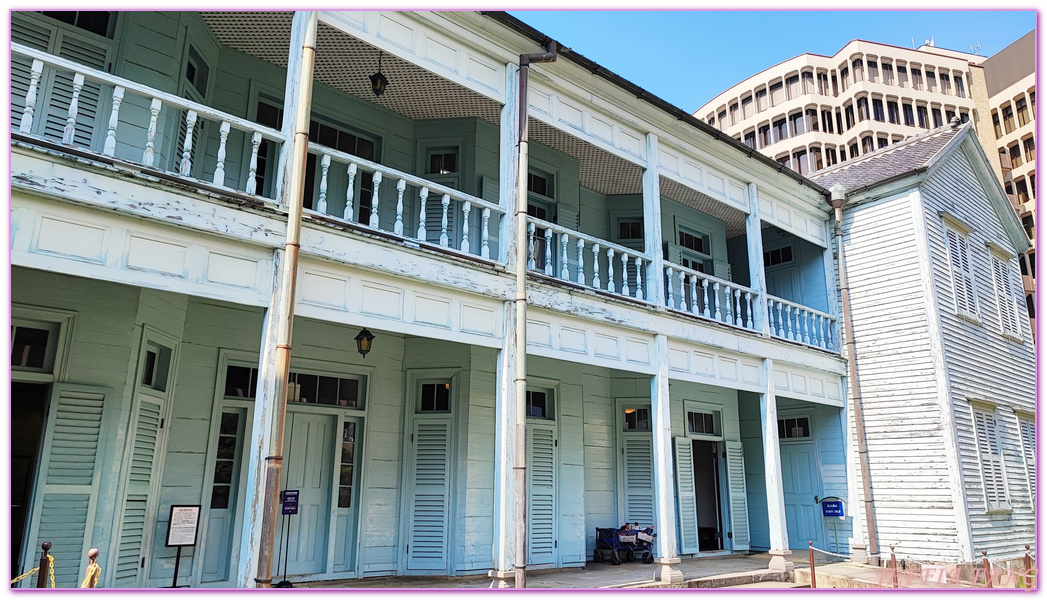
369, 51, 389, 97
355, 328, 375, 357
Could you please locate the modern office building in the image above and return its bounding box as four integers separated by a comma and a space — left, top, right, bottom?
982, 30, 1035, 334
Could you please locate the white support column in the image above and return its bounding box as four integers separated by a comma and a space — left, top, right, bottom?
650, 334, 682, 583
498, 62, 521, 267
746, 183, 770, 335
489, 301, 519, 587
642, 133, 666, 309
760, 358, 794, 572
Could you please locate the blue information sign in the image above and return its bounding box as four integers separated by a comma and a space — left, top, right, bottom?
282, 490, 299, 515
821, 499, 844, 518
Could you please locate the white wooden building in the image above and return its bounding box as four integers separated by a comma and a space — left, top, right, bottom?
810, 120, 1036, 564
9, 11, 853, 588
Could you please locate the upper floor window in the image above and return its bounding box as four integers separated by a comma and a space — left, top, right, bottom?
185, 45, 210, 98
821, 109, 835, 133
992, 112, 1003, 139
911, 68, 924, 91
939, 72, 951, 94
1016, 98, 1029, 127
427, 149, 458, 175
527, 171, 554, 201
763, 245, 793, 267
917, 105, 929, 129
39, 11, 115, 38
778, 416, 811, 439
851, 58, 864, 81
678, 227, 712, 273
769, 81, 784, 106
789, 112, 805, 136
903, 104, 915, 127
932, 108, 943, 128
925, 70, 937, 92
944, 224, 977, 318
772, 118, 788, 143
801, 71, 814, 94
741, 95, 753, 119
844, 105, 855, 130
1023, 137, 1035, 162
954, 75, 966, 98
817, 73, 830, 95
806, 108, 819, 132
881, 63, 894, 85
743, 130, 756, 149
972, 406, 1009, 512
856, 97, 869, 121
785, 75, 800, 99
990, 254, 1021, 338
717, 109, 727, 130
729, 102, 739, 125
1002, 105, 1015, 134
758, 124, 771, 148
872, 98, 885, 122
867, 61, 879, 83
755, 89, 768, 112
618, 219, 644, 241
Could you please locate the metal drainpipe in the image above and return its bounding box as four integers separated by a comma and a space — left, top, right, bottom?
830, 183, 880, 562
255, 11, 317, 588
514, 39, 557, 589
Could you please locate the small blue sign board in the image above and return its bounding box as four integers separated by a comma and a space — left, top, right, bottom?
821, 499, 844, 518
282, 490, 299, 515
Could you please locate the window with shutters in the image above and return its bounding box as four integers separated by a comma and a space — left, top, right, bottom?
944, 223, 978, 319
618, 401, 655, 528
990, 254, 1022, 339
1017, 416, 1035, 500
972, 406, 1009, 512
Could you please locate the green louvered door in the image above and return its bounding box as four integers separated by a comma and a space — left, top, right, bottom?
112, 396, 165, 587
21, 384, 109, 589
674, 438, 700, 554
406, 419, 452, 571
527, 424, 557, 566
621, 435, 655, 527
725, 441, 750, 551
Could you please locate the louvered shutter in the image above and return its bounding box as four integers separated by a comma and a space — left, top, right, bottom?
622, 436, 655, 527
407, 420, 451, 570
1018, 418, 1035, 500
21, 385, 108, 588
424, 194, 458, 247
725, 441, 750, 551
112, 397, 165, 587
946, 228, 976, 315
974, 409, 1008, 511
673, 438, 700, 554
42, 34, 111, 148
527, 424, 557, 565
10, 17, 53, 129
991, 257, 1021, 336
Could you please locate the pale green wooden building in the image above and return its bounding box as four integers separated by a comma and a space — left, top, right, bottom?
10, 10, 854, 588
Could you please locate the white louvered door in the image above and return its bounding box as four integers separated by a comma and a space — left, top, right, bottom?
406, 419, 452, 570
674, 438, 700, 554
22, 384, 109, 589
527, 424, 557, 566
621, 435, 655, 527
973, 409, 1008, 510
725, 441, 750, 551
113, 396, 165, 587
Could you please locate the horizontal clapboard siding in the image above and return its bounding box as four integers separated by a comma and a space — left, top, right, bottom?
841, 191, 959, 558
919, 151, 1035, 559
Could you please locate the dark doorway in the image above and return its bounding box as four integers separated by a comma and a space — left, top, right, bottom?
11, 382, 50, 576
692, 440, 724, 551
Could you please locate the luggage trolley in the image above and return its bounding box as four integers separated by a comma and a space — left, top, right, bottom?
593, 523, 655, 565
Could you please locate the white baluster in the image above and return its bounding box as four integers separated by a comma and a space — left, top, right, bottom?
702, 278, 711, 318
713, 282, 722, 322
815, 315, 824, 348
62, 73, 85, 145
678, 270, 687, 310
544, 228, 553, 275
316, 154, 331, 214
775, 301, 785, 336
245, 132, 262, 195
102, 86, 124, 157
745, 292, 754, 329
577, 238, 586, 285
417, 187, 429, 239
481, 208, 491, 259
734, 289, 743, 327
527, 222, 537, 269
592, 244, 601, 289
560, 233, 570, 280
635, 256, 644, 300
394, 179, 406, 236
344, 163, 358, 221
607, 248, 616, 293
621, 253, 630, 297
438, 193, 450, 246
462, 201, 472, 254
724, 285, 733, 325
142, 98, 162, 167
802, 310, 810, 344
212, 121, 231, 186
179, 110, 198, 176
689, 274, 699, 315
784, 306, 794, 340
665, 266, 674, 309
19, 59, 43, 133
369, 171, 383, 229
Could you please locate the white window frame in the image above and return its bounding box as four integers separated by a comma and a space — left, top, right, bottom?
777, 413, 814, 443
942, 217, 979, 321
970, 403, 1011, 513
988, 249, 1022, 340
682, 400, 723, 441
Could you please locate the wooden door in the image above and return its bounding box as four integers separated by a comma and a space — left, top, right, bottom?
277, 412, 334, 576
405, 418, 452, 570
780, 442, 823, 550
527, 423, 557, 566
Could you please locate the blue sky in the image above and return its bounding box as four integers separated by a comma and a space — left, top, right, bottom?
508, 10, 1036, 112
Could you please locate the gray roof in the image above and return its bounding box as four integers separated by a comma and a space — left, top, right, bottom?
808, 122, 967, 192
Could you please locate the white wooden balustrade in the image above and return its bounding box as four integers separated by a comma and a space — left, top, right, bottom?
766, 295, 838, 351
307, 142, 504, 260
13, 43, 285, 196
525, 216, 651, 302
664, 262, 758, 333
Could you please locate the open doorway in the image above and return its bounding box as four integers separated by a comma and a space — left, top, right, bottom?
11, 382, 50, 576
691, 439, 724, 551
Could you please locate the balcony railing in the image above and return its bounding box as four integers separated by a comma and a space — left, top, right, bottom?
767, 295, 838, 351
664, 262, 758, 333
525, 216, 653, 303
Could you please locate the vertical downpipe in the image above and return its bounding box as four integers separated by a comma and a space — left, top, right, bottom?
514, 39, 557, 589
254, 12, 317, 588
